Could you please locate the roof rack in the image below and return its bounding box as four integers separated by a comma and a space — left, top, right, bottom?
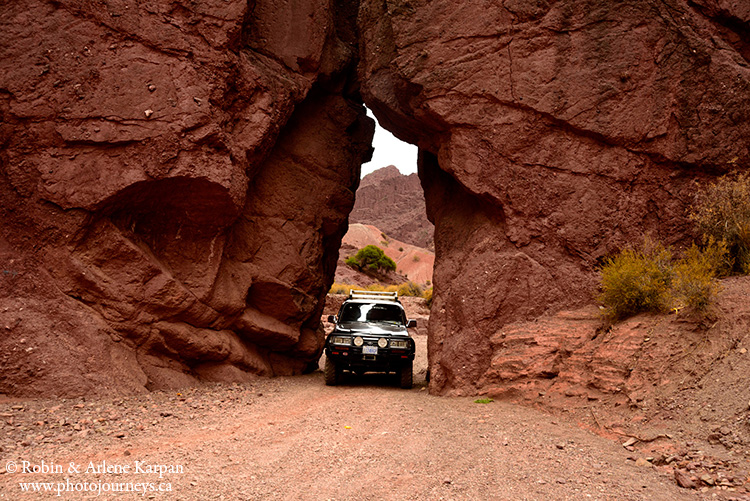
348, 290, 399, 302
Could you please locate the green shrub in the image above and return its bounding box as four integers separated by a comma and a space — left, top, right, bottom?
690, 172, 750, 274
599, 238, 674, 321
345, 245, 397, 274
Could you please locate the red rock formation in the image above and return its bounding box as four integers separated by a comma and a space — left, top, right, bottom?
358, 0, 750, 395
3, 0, 750, 401
0, 0, 372, 397
350, 165, 434, 250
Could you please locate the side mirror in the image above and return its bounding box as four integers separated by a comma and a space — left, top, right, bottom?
407, 319, 417, 328
327, 315, 337, 323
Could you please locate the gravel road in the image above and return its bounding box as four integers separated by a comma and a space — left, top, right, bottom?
0, 334, 707, 500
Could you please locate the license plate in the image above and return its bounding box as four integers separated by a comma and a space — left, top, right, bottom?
362, 345, 378, 355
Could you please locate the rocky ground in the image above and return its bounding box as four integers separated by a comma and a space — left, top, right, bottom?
0, 295, 748, 499
0, 314, 747, 500
0, 346, 721, 500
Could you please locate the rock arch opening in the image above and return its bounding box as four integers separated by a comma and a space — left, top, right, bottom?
0, 0, 749, 402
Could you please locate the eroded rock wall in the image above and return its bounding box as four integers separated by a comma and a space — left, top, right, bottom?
358, 0, 750, 394
0, 0, 373, 397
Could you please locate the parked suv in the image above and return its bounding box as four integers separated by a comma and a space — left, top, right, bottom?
324, 290, 417, 388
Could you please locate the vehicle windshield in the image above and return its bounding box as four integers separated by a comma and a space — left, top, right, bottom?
339, 303, 405, 325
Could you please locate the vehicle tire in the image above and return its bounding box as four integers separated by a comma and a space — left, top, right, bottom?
324, 357, 339, 386
399, 362, 413, 389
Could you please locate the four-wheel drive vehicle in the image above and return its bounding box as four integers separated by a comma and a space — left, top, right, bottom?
324, 290, 417, 388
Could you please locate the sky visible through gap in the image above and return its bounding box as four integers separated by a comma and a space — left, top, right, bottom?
361, 107, 418, 178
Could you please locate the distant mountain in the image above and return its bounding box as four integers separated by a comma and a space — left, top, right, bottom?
351, 166, 434, 251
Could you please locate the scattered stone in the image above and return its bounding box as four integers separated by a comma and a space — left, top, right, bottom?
674, 469, 697, 489
700, 474, 715, 486
622, 437, 638, 448
635, 458, 649, 467
144, 109, 153, 118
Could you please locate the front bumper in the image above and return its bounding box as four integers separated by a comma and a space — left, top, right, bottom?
325, 342, 414, 371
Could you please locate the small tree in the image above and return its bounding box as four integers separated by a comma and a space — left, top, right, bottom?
346, 245, 396, 274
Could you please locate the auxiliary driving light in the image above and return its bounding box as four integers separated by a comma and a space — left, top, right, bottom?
353, 336, 364, 347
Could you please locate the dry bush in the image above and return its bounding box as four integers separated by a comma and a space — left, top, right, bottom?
329, 283, 356, 295
599, 237, 724, 321
599, 238, 674, 321
397, 281, 423, 297
672, 240, 726, 314
690, 172, 750, 274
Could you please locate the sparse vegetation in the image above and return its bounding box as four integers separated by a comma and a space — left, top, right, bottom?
329, 281, 434, 305
474, 398, 494, 404
397, 281, 423, 297
599, 237, 673, 321
345, 245, 397, 274
690, 172, 750, 275
598, 237, 724, 321
672, 240, 727, 313
412, 255, 421, 262
329, 283, 356, 295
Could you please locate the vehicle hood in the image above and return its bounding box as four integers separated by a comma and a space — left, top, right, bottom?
336, 322, 409, 336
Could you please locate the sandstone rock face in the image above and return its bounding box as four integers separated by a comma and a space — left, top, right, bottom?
0, 0, 373, 397
358, 0, 750, 394
350, 165, 434, 250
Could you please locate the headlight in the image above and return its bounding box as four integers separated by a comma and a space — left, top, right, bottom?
378, 338, 388, 348
390, 340, 408, 349
353, 336, 364, 347
331, 336, 351, 346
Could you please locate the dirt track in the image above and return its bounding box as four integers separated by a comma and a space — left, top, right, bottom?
0, 332, 710, 500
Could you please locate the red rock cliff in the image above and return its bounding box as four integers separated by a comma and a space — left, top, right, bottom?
350, 165, 433, 250
0, 0, 373, 396
358, 0, 750, 394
